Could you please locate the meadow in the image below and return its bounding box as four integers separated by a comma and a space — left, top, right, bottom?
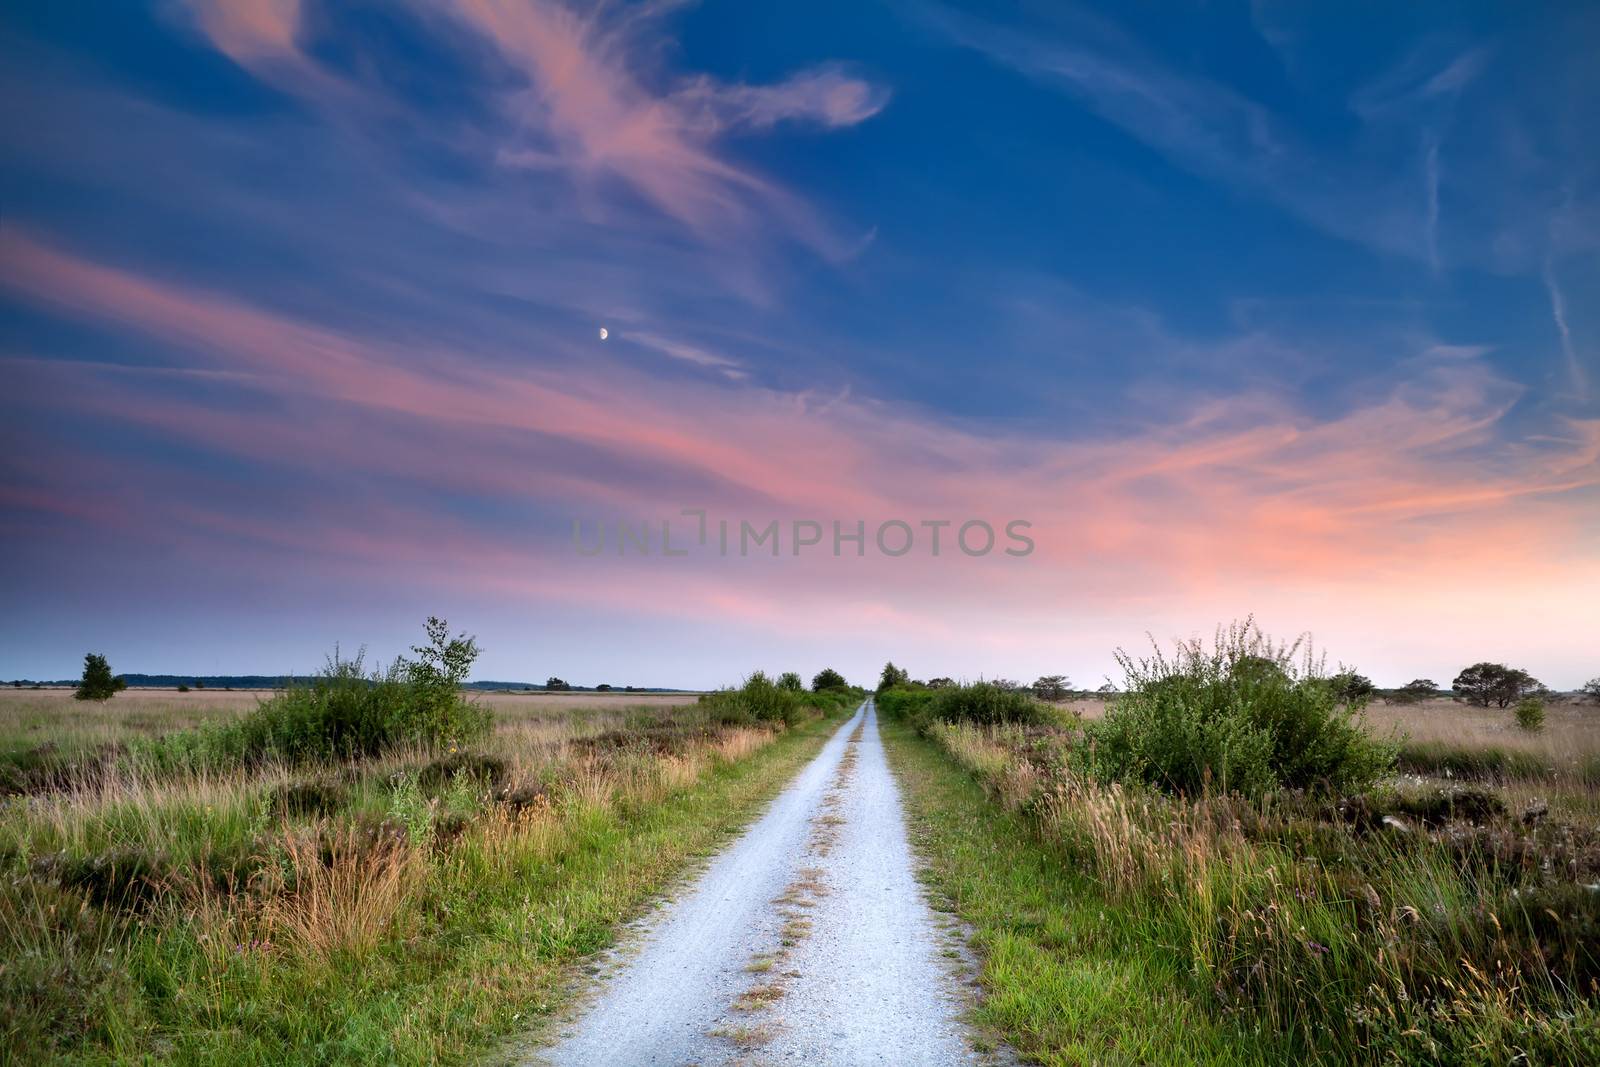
881, 641, 1599, 1066
0, 649, 856, 1064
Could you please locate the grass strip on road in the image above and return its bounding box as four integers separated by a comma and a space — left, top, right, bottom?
880, 714, 1281, 1067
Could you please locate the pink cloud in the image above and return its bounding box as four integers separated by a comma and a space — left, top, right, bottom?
182, 0, 301, 63
4, 232, 1599, 681
180, 1, 886, 253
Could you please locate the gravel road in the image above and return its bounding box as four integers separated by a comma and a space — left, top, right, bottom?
529, 700, 988, 1067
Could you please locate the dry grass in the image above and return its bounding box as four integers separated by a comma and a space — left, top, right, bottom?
260, 824, 424, 958
917, 713, 1600, 1062
0, 687, 697, 761
0, 688, 845, 1064
1062, 694, 1599, 761
1362, 697, 1599, 763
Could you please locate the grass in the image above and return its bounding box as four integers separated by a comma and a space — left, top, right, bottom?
884, 705, 1600, 1065
880, 714, 1280, 1066
0, 685, 853, 1064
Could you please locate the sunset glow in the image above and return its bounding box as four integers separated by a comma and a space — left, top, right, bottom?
2, 2, 1596, 688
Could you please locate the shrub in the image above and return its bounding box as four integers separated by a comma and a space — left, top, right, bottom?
146, 618, 490, 769
776, 671, 804, 692
417, 751, 508, 790
1391, 785, 1508, 827
699, 672, 806, 726
874, 685, 934, 725
270, 777, 351, 818
1515, 695, 1547, 733
175, 683, 189, 693
932, 682, 1052, 726
877, 682, 1051, 730
1079, 620, 1396, 798
36, 846, 173, 913
1328, 670, 1375, 704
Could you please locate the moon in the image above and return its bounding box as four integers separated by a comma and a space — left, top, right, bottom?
599, 326, 609, 341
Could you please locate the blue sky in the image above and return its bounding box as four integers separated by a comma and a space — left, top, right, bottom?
1, 1, 1596, 688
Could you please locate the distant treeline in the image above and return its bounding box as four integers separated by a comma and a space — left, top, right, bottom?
7, 674, 692, 692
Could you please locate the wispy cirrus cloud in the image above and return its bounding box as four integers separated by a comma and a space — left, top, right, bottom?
5, 232, 1597, 606
182, 0, 301, 64
1542, 260, 1589, 401
623, 330, 748, 380
919, 2, 1467, 265
918, 1, 1600, 283
179, 0, 887, 253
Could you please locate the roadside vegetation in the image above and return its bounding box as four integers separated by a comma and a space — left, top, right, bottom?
881, 621, 1599, 1065
0, 621, 859, 1064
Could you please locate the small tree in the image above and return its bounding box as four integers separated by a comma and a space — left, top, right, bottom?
1515, 696, 1546, 732
74, 653, 125, 702
1329, 670, 1375, 705
1582, 677, 1600, 704
776, 671, 804, 692
1392, 678, 1439, 704
1453, 662, 1543, 708
926, 677, 954, 689
545, 676, 571, 692
1032, 674, 1070, 701
596, 683, 612, 692
811, 668, 847, 692
877, 662, 910, 692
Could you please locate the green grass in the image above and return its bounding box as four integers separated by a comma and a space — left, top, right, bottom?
2, 708, 846, 1065
1397, 739, 1553, 780
879, 714, 1279, 1067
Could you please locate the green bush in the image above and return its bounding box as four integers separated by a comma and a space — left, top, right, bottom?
699, 672, 856, 726
1078, 620, 1396, 798
877, 682, 1051, 730
811, 668, 847, 692
1515, 695, 1547, 733
931, 682, 1052, 726
144, 618, 490, 769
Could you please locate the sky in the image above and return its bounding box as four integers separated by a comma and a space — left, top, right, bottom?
1, 0, 1596, 690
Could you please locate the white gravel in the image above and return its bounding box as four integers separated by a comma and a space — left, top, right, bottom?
527, 700, 987, 1067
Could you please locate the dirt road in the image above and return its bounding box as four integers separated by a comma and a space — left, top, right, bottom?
529, 701, 987, 1066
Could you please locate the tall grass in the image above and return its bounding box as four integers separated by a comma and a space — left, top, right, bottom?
916, 718, 1600, 1061
0, 659, 850, 1063
887, 628, 1600, 1067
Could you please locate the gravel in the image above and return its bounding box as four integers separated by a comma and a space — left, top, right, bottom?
528, 700, 988, 1066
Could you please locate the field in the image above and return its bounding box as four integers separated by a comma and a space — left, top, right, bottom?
4, 669, 1597, 1066
1064, 694, 1600, 816
0, 688, 699, 764
884, 674, 1600, 1066
0, 680, 851, 1064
